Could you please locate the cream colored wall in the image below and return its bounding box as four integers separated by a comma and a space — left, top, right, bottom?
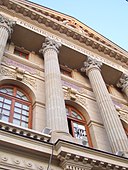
2, 21, 127, 154
2, 43, 46, 132
0, 148, 62, 170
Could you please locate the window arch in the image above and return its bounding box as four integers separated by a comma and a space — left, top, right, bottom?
66, 105, 92, 147
0, 85, 32, 128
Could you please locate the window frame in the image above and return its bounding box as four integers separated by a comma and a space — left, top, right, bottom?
0, 85, 32, 128
60, 65, 72, 77
14, 47, 29, 59
66, 105, 92, 147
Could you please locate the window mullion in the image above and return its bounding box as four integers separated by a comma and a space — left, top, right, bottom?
9, 98, 15, 123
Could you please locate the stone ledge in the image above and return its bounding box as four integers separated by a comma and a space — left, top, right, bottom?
0, 120, 51, 142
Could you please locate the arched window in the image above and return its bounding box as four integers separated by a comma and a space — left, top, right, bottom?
66, 105, 92, 147
0, 86, 32, 128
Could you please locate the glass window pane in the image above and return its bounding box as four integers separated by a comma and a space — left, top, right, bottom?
2, 109, 10, 116
14, 107, 21, 113
21, 121, 28, 128
0, 96, 4, 102
73, 122, 86, 139
3, 104, 10, 110
0, 88, 13, 95
16, 90, 29, 101
14, 113, 21, 119
0, 102, 3, 107
6, 88, 13, 95
4, 99, 11, 105
22, 110, 29, 116
13, 119, 20, 126
77, 115, 82, 120
0, 88, 7, 93
22, 115, 28, 122
23, 105, 29, 110
2, 115, 9, 122
22, 96, 28, 101
15, 102, 22, 108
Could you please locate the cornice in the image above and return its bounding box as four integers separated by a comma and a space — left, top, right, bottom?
0, 0, 128, 66
56, 140, 128, 169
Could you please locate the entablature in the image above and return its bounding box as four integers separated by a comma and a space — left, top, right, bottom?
56, 140, 128, 170
0, 0, 128, 70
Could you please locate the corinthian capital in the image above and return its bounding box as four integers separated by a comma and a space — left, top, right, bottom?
81, 56, 102, 75
0, 14, 16, 35
117, 74, 128, 90
39, 37, 61, 54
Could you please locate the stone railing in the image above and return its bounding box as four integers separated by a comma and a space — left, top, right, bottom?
0, 120, 51, 142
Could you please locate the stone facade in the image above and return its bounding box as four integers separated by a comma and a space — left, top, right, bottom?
0, 0, 128, 170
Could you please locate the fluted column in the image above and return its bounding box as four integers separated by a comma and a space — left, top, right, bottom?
0, 14, 15, 60
40, 37, 69, 133
81, 56, 128, 153
117, 74, 128, 97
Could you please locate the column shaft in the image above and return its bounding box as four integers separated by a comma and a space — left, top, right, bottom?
0, 26, 9, 58
0, 15, 15, 60
81, 57, 128, 153
88, 68, 128, 152
40, 38, 69, 133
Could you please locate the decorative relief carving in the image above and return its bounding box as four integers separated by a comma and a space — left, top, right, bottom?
0, 14, 16, 35
64, 88, 87, 108
1, 156, 8, 162
0, 67, 16, 78
76, 96, 87, 108
38, 165, 44, 170
23, 76, 37, 89
13, 159, 20, 165
81, 56, 102, 74
67, 87, 77, 100
0, 154, 46, 170
117, 74, 128, 90
16, 67, 25, 80
0, 66, 37, 89
62, 19, 87, 35
39, 37, 61, 54
118, 111, 128, 124
114, 101, 128, 124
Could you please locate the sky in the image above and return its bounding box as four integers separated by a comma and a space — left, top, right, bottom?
29, 0, 128, 51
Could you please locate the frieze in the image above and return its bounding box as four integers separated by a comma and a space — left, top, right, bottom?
16, 19, 127, 73
0, 155, 46, 170
3, 58, 37, 75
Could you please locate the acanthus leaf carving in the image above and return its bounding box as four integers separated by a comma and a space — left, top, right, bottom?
0, 67, 16, 78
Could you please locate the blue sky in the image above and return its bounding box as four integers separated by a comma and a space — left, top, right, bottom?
30, 0, 128, 51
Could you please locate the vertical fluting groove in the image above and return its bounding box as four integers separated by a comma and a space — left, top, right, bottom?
82, 58, 128, 153
0, 27, 9, 58
41, 39, 69, 133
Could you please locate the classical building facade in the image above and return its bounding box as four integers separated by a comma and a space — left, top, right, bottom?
0, 0, 128, 169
